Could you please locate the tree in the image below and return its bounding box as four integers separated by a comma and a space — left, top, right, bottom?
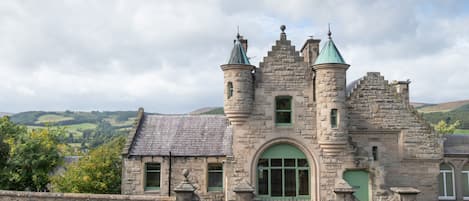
434, 120, 461, 135
51, 136, 125, 194
0, 116, 64, 191
5, 127, 64, 191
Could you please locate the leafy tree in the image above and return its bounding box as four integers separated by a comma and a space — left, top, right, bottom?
434, 120, 461, 135
51, 136, 125, 194
0, 116, 64, 191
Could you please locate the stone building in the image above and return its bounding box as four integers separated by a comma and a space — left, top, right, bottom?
121, 25, 469, 201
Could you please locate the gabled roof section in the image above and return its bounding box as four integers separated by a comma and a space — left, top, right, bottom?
314, 31, 346, 65
227, 35, 250, 65
128, 115, 232, 156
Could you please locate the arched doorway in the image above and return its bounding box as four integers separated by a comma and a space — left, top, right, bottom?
343, 170, 369, 201
256, 144, 310, 200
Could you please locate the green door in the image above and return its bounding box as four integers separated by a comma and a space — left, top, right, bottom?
343, 170, 369, 201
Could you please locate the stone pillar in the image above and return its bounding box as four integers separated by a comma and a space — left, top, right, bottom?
334, 179, 356, 201
174, 169, 195, 201
390, 187, 420, 201
233, 181, 255, 201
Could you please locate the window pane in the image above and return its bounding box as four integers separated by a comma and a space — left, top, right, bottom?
446, 172, 454, 196
298, 170, 309, 195
147, 163, 160, 171
276, 112, 291, 124
438, 173, 445, 196
258, 169, 269, 195
276, 98, 291, 110
298, 159, 308, 167
271, 169, 283, 196
331, 109, 338, 128
284, 159, 295, 167
258, 159, 268, 168
463, 173, 469, 197
285, 169, 296, 196
271, 159, 282, 167
146, 172, 160, 187
208, 172, 223, 188
208, 164, 222, 171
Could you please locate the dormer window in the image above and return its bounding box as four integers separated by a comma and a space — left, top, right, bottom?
227, 82, 233, 99
275, 96, 292, 125
331, 109, 338, 128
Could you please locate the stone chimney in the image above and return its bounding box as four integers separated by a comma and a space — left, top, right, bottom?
239, 35, 248, 53
391, 80, 411, 104
301, 37, 321, 66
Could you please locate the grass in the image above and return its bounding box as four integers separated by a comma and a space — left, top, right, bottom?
455, 129, 469, 134
36, 114, 74, 124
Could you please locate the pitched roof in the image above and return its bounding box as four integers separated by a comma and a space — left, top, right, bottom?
227, 39, 250, 65
128, 115, 232, 156
314, 38, 346, 65
444, 134, 469, 155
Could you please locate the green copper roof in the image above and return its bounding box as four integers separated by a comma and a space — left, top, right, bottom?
227, 38, 250, 65
314, 38, 346, 65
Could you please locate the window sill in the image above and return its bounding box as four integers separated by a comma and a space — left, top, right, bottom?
207, 187, 223, 192
438, 196, 455, 200
275, 123, 293, 128
144, 187, 160, 194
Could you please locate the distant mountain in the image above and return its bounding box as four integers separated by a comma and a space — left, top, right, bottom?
0, 112, 12, 117
416, 100, 469, 113
189, 107, 224, 115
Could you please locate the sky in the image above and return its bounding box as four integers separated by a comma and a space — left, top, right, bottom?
1, 0, 469, 114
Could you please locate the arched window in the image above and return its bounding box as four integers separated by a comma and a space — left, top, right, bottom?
439, 163, 455, 200
463, 163, 469, 199
257, 144, 309, 199
227, 82, 233, 99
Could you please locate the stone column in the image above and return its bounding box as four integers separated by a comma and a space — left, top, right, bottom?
233, 181, 255, 201
174, 169, 195, 201
390, 187, 420, 201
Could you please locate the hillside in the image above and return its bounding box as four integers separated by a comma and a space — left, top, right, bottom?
417, 99, 469, 113
0, 112, 12, 117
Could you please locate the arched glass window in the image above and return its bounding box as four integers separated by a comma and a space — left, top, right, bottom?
227, 82, 233, 99
257, 144, 309, 199
463, 163, 469, 199
439, 163, 455, 200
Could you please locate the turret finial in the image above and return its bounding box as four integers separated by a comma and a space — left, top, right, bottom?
328, 23, 332, 39
280, 25, 286, 33
236, 25, 241, 40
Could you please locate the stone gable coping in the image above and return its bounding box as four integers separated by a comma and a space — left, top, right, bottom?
122, 107, 145, 156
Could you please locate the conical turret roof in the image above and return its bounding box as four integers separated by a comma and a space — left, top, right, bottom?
227, 36, 250, 65
314, 32, 346, 65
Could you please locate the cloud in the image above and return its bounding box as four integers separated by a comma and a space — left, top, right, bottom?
0, 0, 468, 113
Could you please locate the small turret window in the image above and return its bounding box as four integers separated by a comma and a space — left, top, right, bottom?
227, 82, 233, 99
275, 96, 292, 125
372, 146, 378, 161
331, 109, 338, 128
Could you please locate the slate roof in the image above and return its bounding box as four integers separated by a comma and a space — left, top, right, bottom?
128, 114, 232, 157
444, 134, 469, 155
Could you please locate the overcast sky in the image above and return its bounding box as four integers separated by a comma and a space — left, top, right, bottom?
1, 0, 469, 114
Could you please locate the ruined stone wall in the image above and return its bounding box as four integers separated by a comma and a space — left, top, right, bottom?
347, 72, 443, 201
121, 156, 225, 201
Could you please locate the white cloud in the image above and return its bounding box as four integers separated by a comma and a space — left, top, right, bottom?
0, 0, 468, 113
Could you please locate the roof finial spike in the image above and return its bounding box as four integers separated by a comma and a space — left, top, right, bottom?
328, 23, 332, 39
236, 25, 241, 40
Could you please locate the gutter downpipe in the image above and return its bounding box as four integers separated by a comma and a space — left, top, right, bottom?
169, 151, 172, 196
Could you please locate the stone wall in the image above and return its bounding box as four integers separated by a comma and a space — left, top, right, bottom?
347, 72, 443, 201
0, 190, 174, 201
122, 156, 225, 201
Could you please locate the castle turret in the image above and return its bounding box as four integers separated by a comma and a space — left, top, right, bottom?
221, 34, 255, 125
313, 30, 350, 156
